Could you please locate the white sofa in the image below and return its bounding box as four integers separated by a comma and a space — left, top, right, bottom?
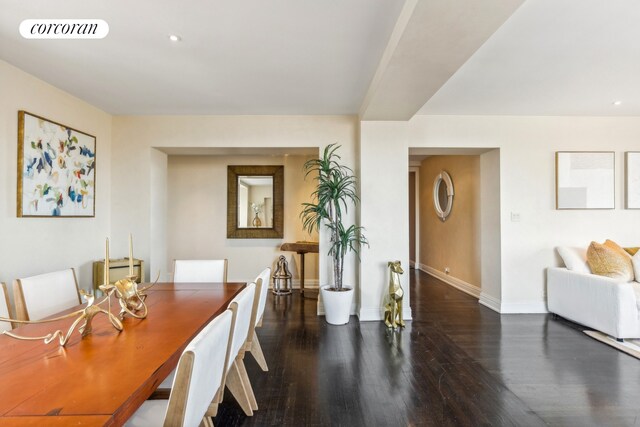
547, 267, 640, 339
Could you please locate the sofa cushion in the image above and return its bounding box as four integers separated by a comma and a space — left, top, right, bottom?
625, 247, 639, 256
587, 240, 634, 282
557, 246, 591, 274
631, 281, 640, 315
605, 239, 632, 258
633, 251, 640, 283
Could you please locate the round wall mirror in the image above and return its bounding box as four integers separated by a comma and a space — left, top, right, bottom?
433, 171, 454, 221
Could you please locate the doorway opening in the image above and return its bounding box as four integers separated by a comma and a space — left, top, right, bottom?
149, 147, 321, 294
408, 148, 502, 312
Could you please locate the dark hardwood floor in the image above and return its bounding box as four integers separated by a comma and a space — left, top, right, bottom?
214, 269, 640, 426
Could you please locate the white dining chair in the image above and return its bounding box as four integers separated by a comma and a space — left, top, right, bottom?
173, 260, 228, 283
13, 269, 81, 321
154, 284, 258, 417
246, 268, 271, 371
126, 308, 234, 427
212, 282, 258, 416
0, 283, 13, 332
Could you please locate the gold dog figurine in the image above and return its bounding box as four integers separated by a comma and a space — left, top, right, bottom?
384, 260, 405, 329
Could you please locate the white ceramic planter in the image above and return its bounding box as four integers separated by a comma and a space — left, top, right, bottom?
321, 285, 354, 325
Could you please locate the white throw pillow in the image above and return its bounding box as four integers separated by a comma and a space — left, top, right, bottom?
633, 251, 640, 283
557, 246, 591, 274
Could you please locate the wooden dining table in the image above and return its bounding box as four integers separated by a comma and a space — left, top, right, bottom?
0, 282, 245, 426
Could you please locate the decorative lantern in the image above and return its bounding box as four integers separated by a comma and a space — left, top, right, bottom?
272, 255, 292, 295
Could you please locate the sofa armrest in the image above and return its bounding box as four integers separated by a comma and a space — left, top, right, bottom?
547, 268, 639, 339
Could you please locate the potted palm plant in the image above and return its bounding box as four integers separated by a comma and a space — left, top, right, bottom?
301, 144, 368, 325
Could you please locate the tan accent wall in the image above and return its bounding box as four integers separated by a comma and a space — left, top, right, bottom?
419, 155, 481, 288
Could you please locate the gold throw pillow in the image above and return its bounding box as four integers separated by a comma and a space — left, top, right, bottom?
587, 240, 634, 281
624, 247, 639, 256
604, 239, 632, 259
604, 239, 631, 259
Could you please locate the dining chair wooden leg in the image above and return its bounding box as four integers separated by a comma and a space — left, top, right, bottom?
249, 331, 268, 372
226, 360, 253, 416
200, 416, 214, 427
209, 379, 225, 416
206, 399, 218, 417
237, 357, 258, 411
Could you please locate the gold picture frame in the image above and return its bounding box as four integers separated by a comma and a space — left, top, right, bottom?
227, 165, 284, 238
17, 111, 96, 217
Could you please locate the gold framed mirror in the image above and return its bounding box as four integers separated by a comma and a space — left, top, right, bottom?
227, 165, 284, 238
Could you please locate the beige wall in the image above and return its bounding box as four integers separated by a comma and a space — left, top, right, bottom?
167, 154, 319, 284
0, 60, 112, 294
111, 115, 359, 314
419, 155, 481, 288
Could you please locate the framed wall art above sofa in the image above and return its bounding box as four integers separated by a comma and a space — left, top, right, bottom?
555, 151, 614, 210
625, 152, 640, 209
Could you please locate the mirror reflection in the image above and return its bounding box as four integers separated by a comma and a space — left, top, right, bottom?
237, 176, 273, 228
437, 179, 449, 212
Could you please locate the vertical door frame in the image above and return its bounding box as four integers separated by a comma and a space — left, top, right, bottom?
409, 165, 420, 268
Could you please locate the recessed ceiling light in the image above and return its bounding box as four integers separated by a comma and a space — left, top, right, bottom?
168, 34, 181, 42
612, 100, 622, 106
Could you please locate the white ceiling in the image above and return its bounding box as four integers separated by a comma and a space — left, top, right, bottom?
0, 0, 405, 115
419, 0, 640, 116
361, 0, 524, 120
4, 0, 640, 118
409, 147, 495, 163
239, 177, 272, 187
158, 147, 316, 156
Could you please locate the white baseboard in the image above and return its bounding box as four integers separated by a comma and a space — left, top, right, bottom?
419, 264, 481, 299
356, 307, 381, 321
479, 292, 501, 313
500, 301, 548, 314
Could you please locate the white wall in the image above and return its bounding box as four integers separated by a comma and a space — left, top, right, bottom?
479, 149, 502, 311
0, 60, 112, 294
149, 149, 168, 283
360, 115, 640, 315
360, 121, 412, 321
111, 115, 359, 314
238, 183, 249, 227
166, 154, 319, 284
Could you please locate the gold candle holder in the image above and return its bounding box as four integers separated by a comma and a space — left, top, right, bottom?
2, 290, 123, 346
0, 236, 159, 347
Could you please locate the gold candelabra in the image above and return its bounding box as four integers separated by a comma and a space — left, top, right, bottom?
2, 290, 123, 346
105, 233, 157, 320
1, 235, 157, 347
